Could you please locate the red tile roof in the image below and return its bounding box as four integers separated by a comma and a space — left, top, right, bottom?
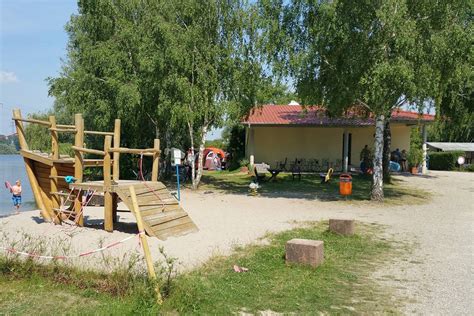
242, 105, 435, 126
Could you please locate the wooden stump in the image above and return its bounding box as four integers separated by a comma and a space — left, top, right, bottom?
285, 239, 324, 268
329, 219, 355, 236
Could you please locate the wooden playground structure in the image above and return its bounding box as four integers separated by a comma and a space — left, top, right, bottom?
12, 109, 198, 240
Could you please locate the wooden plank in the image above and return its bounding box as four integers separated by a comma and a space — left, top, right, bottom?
71, 146, 105, 156
142, 209, 187, 222
84, 130, 114, 136
134, 189, 175, 197
13, 117, 51, 126
21, 150, 53, 166
152, 222, 198, 239
140, 205, 183, 216
129, 183, 168, 194
146, 213, 190, 227
149, 216, 193, 230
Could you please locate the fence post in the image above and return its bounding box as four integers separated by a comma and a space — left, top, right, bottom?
74, 114, 84, 226
152, 139, 160, 182
129, 185, 163, 305
103, 135, 113, 232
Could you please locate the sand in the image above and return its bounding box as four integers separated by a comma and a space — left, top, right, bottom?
1, 170, 473, 314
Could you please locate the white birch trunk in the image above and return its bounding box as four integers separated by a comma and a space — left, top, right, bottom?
193, 124, 208, 189
188, 122, 196, 186
371, 114, 385, 201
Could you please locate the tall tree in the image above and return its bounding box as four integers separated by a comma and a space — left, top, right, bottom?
49, 0, 263, 186
258, 0, 461, 201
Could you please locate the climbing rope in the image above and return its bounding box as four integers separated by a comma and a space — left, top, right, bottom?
0, 232, 144, 260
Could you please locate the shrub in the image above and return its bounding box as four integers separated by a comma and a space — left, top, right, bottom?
408, 128, 423, 167
460, 164, 474, 172
428, 151, 465, 170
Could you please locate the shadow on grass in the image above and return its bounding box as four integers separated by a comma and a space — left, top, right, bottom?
197, 171, 428, 203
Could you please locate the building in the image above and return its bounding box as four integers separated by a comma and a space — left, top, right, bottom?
427, 142, 474, 164
242, 104, 434, 172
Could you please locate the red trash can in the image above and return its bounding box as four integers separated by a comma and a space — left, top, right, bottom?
339, 173, 352, 196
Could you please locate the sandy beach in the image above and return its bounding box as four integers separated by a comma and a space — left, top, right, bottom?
1, 171, 473, 314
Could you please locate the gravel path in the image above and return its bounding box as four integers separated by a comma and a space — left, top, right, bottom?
1, 171, 472, 314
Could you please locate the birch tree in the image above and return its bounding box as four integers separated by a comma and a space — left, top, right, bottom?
259, 0, 442, 201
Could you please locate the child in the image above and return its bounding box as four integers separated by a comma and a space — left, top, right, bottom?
10, 180, 22, 214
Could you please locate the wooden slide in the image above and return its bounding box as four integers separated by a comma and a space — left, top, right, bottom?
115, 182, 198, 240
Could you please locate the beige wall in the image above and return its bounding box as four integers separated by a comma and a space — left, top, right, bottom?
246, 124, 413, 167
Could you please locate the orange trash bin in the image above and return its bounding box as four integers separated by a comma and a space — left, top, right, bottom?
339, 173, 352, 196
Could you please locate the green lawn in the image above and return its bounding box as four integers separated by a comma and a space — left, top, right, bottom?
1, 222, 402, 315
197, 170, 428, 204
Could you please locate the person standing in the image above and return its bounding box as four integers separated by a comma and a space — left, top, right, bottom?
400, 149, 408, 172
10, 180, 22, 214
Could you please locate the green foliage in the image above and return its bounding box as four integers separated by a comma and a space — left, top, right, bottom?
163, 222, 398, 314
428, 151, 465, 171
0, 143, 17, 154
225, 124, 246, 170
205, 139, 226, 150
47, 0, 265, 182
408, 128, 423, 167
461, 164, 474, 172
257, 0, 471, 199
0, 222, 401, 314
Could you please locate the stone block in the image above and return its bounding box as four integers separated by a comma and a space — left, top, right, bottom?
329, 219, 355, 236
285, 239, 324, 268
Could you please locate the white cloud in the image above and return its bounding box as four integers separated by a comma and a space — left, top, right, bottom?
0, 71, 19, 83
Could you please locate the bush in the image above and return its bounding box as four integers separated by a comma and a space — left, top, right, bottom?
408, 128, 423, 167
460, 164, 474, 172
225, 124, 246, 170
428, 151, 465, 170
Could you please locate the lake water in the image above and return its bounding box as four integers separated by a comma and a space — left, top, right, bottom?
0, 155, 36, 216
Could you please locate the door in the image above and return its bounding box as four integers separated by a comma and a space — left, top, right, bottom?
342, 133, 352, 165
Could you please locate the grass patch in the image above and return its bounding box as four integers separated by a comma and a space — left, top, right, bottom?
197, 170, 428, 204
161, 221, 399, 314
0, 222, 402, 314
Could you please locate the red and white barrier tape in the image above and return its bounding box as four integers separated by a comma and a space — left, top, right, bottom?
0, 231, 145, 260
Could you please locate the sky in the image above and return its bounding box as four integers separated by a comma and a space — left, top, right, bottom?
0, 0, 223, 139
0, 0, 78, 135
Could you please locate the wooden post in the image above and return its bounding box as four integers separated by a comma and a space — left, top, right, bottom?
12, 109, 52, 221
112, 119, 121, 224
343, 129, 349, 173
49, 116, 60, 221
129, 185, 162, 304
25, 158, 53, 222
113, 119, 121, 181
74, 114, 84, 226
151, 139, 160, 182
49, 116, 59, 160
12, 109, 28, 150
103, 135, 113, 232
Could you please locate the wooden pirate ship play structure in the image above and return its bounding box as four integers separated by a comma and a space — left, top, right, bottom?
12, 109, 198, 240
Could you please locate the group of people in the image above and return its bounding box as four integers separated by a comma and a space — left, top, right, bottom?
391, 148, 408, 172
359, 145, 408, 174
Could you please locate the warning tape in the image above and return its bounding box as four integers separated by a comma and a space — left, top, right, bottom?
0, 232, 144, 260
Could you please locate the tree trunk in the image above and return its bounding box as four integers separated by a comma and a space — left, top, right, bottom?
188, 122, 196, 186
192, 124, 208, 189
371, 114, 384, 201
383, 119, 391, 183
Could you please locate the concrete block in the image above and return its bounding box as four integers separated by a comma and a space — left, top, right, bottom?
329, 219, 355, 236
285, 239, 324, 268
